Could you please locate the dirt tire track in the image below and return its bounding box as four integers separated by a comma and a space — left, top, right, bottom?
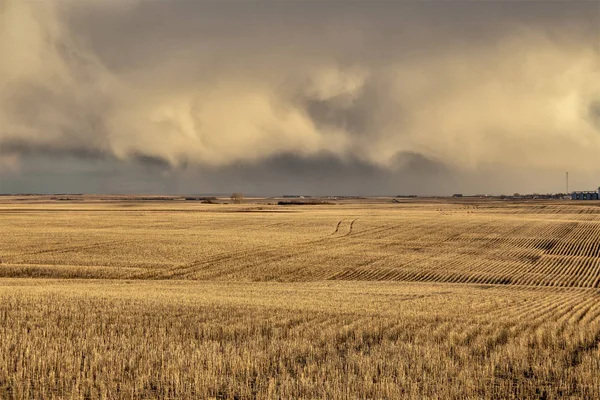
331, 219, 346, 235
343, 218, 359, 237
175, 217, 370, 280
15, 239, 130, 257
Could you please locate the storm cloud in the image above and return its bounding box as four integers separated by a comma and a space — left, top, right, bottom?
1, 0, 599, 194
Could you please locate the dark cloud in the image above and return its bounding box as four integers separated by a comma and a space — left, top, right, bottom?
2, 0, 599, 193
246, 152, 381, 178
390, 152, 445, 175
0, 138, 108, 160
129, 152, 172, 169
588, 100, 600, 130
186, 151, 452, 196
0, 152, 592, 196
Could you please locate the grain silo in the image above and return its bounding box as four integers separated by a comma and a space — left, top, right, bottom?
571, 190, 600, 200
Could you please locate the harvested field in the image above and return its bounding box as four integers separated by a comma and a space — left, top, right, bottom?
3, 200, 600, 286
1, 199, 600, 398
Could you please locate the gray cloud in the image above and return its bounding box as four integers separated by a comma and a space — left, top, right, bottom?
1, 0, 599, 193
130, 152, 172, 169
0, 138, 108, 160
588, 100, 600, 130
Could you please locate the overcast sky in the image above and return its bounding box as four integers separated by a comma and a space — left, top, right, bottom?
1, 0, 599, 195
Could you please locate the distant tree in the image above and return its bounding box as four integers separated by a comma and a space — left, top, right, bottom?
231, 192, 244, 204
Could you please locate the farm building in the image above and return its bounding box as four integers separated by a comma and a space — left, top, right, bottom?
571, 188, 600, 200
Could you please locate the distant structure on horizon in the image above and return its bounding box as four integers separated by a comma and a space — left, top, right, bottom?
571, 187, 600, 200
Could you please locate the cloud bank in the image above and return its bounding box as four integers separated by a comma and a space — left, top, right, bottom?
1, 0, 599, 193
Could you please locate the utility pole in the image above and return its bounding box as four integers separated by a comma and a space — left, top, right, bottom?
566, 172, 569, 194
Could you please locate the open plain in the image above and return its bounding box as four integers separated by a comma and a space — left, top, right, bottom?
2, 198, 600, 398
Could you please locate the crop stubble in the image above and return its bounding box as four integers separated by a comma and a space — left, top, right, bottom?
1, 200, 600, 398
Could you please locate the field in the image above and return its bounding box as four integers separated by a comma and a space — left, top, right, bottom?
1, 198, 600, 398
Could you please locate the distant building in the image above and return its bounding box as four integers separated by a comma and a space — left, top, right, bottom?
571, 188, 600, 200
452, 194, 463, 197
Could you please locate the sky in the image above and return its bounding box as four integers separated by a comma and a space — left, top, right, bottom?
1, 0, 599, 195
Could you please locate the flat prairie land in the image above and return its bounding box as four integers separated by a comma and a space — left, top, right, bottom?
1, 199, 600, 398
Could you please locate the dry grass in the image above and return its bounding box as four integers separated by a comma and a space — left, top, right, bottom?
3, 201, 600, 286
1, 199, 600, 398
1, 280, 600, 399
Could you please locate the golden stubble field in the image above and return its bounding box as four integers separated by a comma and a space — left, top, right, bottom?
1, 198, 600, 398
